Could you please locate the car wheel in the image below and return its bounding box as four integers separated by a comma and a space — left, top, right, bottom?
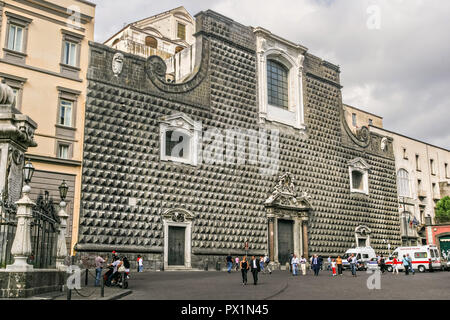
418, 265, 426, 273
387, 266, 393, 272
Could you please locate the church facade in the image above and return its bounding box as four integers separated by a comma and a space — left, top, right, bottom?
75, 10, 401, 270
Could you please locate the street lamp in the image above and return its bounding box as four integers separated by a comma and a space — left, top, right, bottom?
59, 180, 68, 201
23, 160, 35, 185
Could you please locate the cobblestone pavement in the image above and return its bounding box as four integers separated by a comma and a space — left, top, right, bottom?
122, 269, 450, 300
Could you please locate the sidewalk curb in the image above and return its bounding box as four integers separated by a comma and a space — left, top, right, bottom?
99, 289, 132, 300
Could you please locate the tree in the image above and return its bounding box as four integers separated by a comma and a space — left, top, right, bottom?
435, 196, 450, 223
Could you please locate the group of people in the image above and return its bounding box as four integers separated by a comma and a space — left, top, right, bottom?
391, 254, 415, 275
94, 251, 145, 287
288, 254, 308, 276
226, 254, 272, 285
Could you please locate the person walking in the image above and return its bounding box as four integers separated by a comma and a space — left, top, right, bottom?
336, 256, 343, 275
226, 254, 233, 273
327, 256, 332, 271
288, 253, 294, 273
291, 254, 299, 276
95, 255, 106, 286
380, 255, 386, 273
299, 256, 307, 275
406, 254, 415, 275
259, 256, 265, 273
240, 256, 249, 285
402, 255, 409, 275
122, 256, 130, 279
392, 256, 399, 274
137, 255, 144, 272
331, 259, 337, 277
350, 253, 357, 277
311, 254, 320, 276
250, 256, 261, 285
235, 256, 240, 271
264, 254, 272, 275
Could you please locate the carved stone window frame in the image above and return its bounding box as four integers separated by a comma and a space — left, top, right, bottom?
348, 158, 370, 195
3, 11, 32, 63
159, 113, 201, 166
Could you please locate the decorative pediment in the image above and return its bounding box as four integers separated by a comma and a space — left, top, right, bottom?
159, 113, 201, 132
162, 208, 195, 222
347, 157, 371, 171
355, 225, 371, 236
265, 172, 312, 210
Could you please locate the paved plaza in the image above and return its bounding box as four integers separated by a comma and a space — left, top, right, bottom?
121, 269, 450, 300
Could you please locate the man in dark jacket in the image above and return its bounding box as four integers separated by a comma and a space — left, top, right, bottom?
311, 254, 321, 276
250, 256, 261, 285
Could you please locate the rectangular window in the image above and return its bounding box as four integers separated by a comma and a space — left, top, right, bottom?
414, 252, 427, 259
352, 113, 357, 126
403, 148, 408, 160
177, 23, 186, 40
415, 154, 420, 171
58, 144, 69, 159
7, 24, 23, 52
430, 159, 435, 175
59, 100, 73, 127
63, 41, 78, 66
446, 163, 449, 178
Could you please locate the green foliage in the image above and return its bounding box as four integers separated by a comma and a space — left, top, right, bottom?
435, 196, 450, 223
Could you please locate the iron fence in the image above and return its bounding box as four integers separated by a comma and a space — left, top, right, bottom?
0, 191, 59, 269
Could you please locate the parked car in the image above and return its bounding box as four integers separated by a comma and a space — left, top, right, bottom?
366, 257, 380, 271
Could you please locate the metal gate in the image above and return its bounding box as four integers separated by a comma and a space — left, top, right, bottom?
0, 191, 59, 269
439, 236, 450, 260
278, 220, 294, 265
168, 226, 185, 266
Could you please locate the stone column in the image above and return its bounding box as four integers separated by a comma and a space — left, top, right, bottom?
293, 217, 300, 257
267, 216, 275, 262
301, 217, 309, 259
56, 200, 69, 271
6, 184, 34, 271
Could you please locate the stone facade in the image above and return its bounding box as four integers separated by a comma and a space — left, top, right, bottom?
76, 10, 401, 269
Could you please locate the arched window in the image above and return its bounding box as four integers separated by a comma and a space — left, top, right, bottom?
267, 59, 289, 109
112, 38, 120, 47
397, 169, 410, 197
145, 36, 158, 49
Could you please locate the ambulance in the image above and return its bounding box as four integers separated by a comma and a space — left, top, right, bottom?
341, 247, 376, 270
385, 245, 441, 273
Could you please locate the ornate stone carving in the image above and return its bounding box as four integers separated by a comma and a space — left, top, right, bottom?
0, 81, 16, 106
112, 52, 124, 76
380, 137, 388, 151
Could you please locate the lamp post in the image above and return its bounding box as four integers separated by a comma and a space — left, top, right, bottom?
6, 161, 35, 271
56, 180, 69, 271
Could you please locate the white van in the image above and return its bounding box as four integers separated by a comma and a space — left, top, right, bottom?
385, 245, 441, 273
341, 247, 376, 269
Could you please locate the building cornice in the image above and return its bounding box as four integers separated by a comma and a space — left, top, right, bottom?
253, 26, 308, 54
12, 0, 93, 23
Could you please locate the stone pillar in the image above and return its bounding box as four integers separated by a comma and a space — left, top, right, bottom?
0, 81, 37, 271
301, 217, 309, 259
6, 184, 34, 271
293, 217, 300, 257
267, 216, 275, 262
56, 200, 69, 271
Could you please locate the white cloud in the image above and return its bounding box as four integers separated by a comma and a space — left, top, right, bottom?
89, 0, 450, 149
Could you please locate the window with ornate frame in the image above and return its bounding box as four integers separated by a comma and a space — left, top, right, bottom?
159, 113, 201, 166
348, 158, 370, 195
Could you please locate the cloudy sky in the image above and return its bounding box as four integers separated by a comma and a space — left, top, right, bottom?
90, 0, 450, 149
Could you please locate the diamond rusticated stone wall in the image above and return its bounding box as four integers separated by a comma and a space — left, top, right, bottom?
76, 10, 401, 268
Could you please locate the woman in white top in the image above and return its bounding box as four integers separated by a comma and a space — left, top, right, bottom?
291, 255, 299, 276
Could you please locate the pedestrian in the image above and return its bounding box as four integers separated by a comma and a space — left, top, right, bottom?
327, 256, 332, 271
94, 254, 106, 286
406, 254, 415, 275
428, 258, 434, 273
264, 254, 272, 275
299, 255, 307, 275
288, 253, 294, 273
331, 259, 337, 277
291, 254, 299, 276
122, 256, 130, 279
250, 255, 261, 285
137, 255, 144, 272
235, 256, 240, 271
350, 253, 357, 277
380, 255, 385, 273
240, 256, 249, 285
402, 255, 409, 275
226, 253, 233, 273
319, 256, 324, 270
259, 256, 265, 273
336, 255, 343, 275
311, 254, 320, 276
392, 256, 399, 274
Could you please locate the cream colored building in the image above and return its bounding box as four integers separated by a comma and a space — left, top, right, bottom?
343, 104, 383, 134
369, 128, 450, 246
104, 6, 196, 82
0, 0, 95, 254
